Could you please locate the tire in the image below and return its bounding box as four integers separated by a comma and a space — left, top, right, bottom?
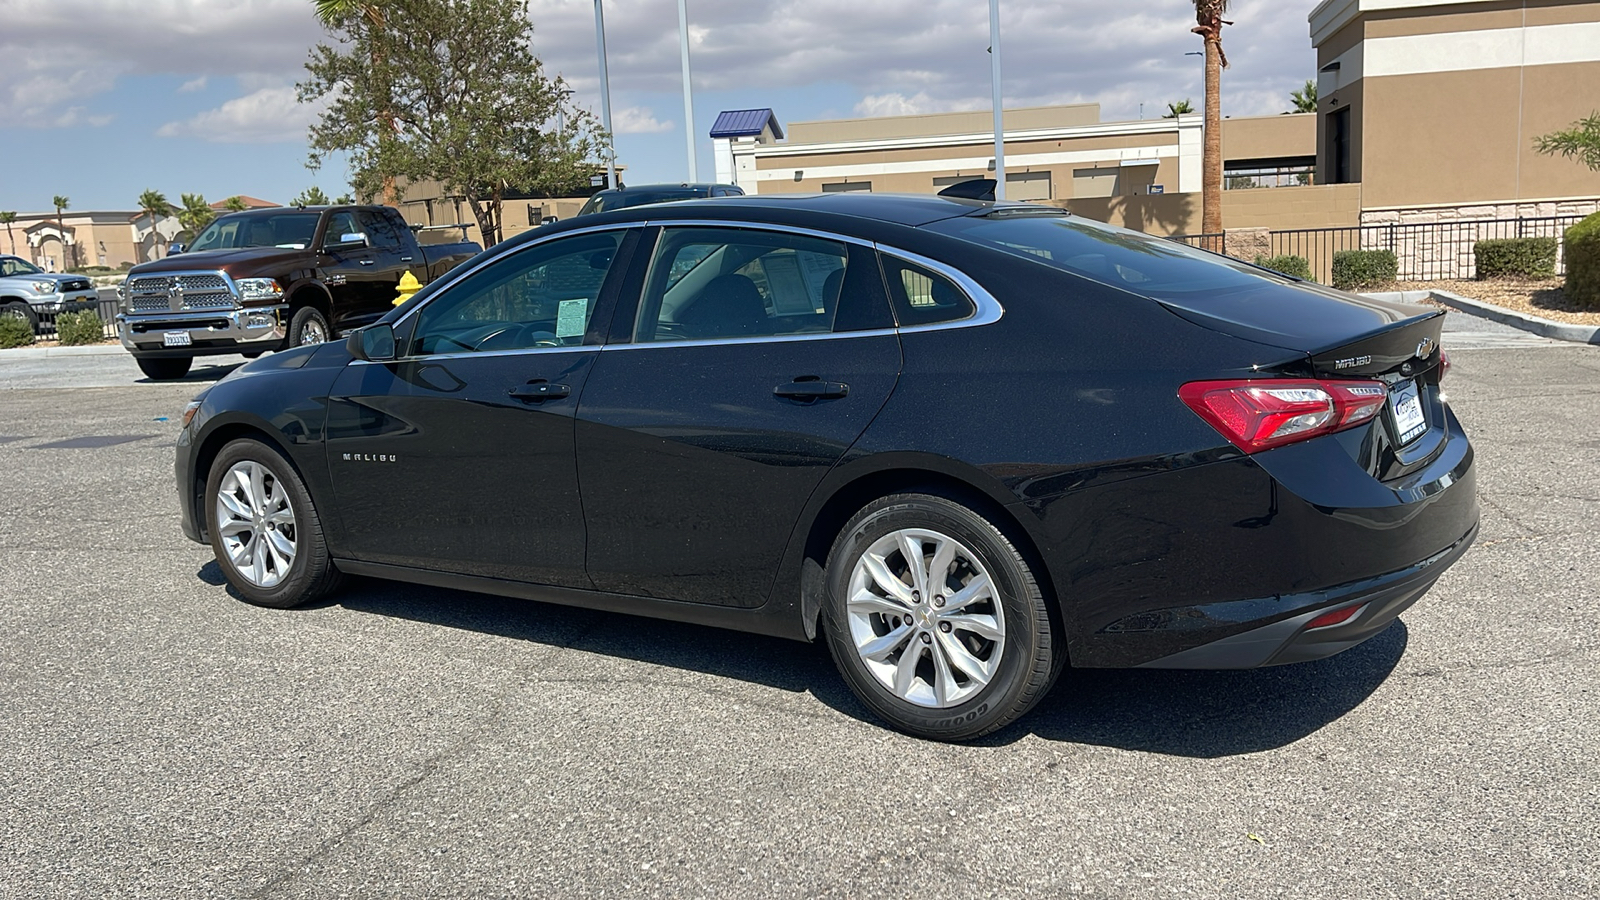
136, 355, 193, 380
204, 438, 342, 609
288, 306, 332, 347
821, 493, 1059, 741
2, 301, 38, 334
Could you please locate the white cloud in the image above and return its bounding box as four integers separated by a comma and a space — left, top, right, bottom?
612, 106, 673, 134
854, 92, 986, 118
178, 76, 208, 93
157, 86, 324, 143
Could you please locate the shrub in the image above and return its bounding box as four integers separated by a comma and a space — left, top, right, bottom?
1473, 237, 1558, 279
1566, 211, 1600, 309
0, 313, 35, 349
56, 310, 106, 346
1331, 249, 1398, 290
1254, 254, 1314, 281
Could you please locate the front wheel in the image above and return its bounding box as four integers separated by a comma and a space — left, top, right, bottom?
204, 438, 342, 608
288, 306, 331, 347
821, 493, 1059, 741
135, 355, 192, 380
2, 301, 39, 334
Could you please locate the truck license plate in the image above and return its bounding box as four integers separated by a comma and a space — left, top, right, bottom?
1390, 379, 1426, 444
163, 331, 192, 348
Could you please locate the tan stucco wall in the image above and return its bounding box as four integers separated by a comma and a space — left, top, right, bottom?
1221, 114, 1316, 163
754, 132, 1180, 174
786, 104, 1100, 144
1223, 183, 1363, 229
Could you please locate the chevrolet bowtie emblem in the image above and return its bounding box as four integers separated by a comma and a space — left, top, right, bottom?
1416, 337, 1436, 359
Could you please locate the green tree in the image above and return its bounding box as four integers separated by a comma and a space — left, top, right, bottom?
1288, 79, 1316, 113
333, 192, 355, 204
313, 0, 398, 206
300, 0, 601, 245
222, 195, 249, 212
1162, 99, 1195, 118
137, 190, 174, 259
1191, 0, 1231, 242
178, 193, 216, 235
293, 186, 332, 206
0, 211, 16, 256
51, 195, 72, 268
1534, 111, 1600, 171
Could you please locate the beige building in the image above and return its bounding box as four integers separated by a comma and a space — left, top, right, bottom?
1, 210, 180, 271
1312, 0, 1600, 222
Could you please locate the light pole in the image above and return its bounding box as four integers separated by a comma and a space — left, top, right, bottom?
594, 0, 617, 189
678, 0, 698, 182
988, 0, 1005, 200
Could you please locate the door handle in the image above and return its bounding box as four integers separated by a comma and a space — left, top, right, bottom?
358, 259, 374, 266
774, 379, 849, 400
509, 381, 570, 402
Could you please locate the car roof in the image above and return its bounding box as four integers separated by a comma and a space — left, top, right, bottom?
595, 183, 737, 194
554, 192, 1039, 232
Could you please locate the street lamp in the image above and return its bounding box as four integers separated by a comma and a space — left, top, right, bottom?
678, 0, 698, 182
989, 0, 1005, 200
593, 0, 617, 189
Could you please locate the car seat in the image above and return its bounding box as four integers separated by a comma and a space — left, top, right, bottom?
679, 273, 768, 338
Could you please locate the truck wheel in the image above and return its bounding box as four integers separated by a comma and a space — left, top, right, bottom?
136, 356, 193, 381
2, 301, 38, 335
288, 307, 331, 346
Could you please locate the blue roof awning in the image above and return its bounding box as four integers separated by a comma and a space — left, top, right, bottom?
710, 108, 784, 140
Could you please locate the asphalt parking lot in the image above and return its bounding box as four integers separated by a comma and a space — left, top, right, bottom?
2, 319, 1597, 898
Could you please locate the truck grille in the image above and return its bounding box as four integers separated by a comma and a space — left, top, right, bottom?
125, 272, 237, 312
61, 278, 92, 291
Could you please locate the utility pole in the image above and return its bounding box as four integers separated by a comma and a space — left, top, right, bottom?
594, 0, 617, 189
678, 0, 698, 182
989, 0, 1005, 200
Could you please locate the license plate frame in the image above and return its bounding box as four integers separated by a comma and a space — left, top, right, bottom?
1389, 378, 1427, 445
162, 331, 193, 348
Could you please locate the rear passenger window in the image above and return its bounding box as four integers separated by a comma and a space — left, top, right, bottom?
881, 256, 976, 327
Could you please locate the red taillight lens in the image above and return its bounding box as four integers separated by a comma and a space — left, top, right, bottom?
1305, 603, 1366, 630
1439, 349, 1450, 381
1178, 378, 1388, 453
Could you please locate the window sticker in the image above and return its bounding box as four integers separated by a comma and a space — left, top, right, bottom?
556, 297, 589, 338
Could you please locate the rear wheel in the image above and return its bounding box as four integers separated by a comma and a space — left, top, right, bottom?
204, 438, 342, 608
136, 355, 192, 380
821, 493, 1059, 741
288, 306, 331, 347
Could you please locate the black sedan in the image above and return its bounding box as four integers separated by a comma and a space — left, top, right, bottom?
175, 193, 1477, 741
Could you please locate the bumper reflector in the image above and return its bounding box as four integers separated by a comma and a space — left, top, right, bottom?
1305, 603, 1367, 631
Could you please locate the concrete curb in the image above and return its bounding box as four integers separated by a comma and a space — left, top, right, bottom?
1428, 289, 1600, 345
0, 343, 126, 359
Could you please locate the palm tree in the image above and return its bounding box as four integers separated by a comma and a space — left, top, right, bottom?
223, 195, 249, 212
178, 193, 216, 236
1163, 99, 1195, 119
313, 0, 397, 206
1289, 79, 1317, 114
1191, 0, 1231, 245
137, 190, 175, 259
52, 195, 72, 268
0, 211, 16, 256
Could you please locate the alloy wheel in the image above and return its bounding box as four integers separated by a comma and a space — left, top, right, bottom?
215, 460, 297, 588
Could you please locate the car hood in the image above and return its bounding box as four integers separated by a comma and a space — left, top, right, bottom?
129, 246, 306, 276
1, 271, 90, 287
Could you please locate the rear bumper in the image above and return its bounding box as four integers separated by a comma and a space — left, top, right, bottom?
119, 305, 287, 357
1137, 519, 1476, 668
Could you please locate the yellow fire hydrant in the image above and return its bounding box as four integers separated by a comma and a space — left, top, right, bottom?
393, 271, 422, 306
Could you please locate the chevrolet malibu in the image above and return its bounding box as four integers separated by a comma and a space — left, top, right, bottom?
175, 193, 1477, 741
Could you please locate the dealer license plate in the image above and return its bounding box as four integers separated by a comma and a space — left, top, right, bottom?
163, 331, 192, 348
1390, 379, 1426, 445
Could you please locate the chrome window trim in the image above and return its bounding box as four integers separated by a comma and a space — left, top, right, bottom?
386, 217, 1005, 356
350, 344, 597, 366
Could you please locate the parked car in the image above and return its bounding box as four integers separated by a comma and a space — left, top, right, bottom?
175, 192, 1477, 741
574, 183, 744, 217
116, 205, 480, 381
0, 255, 99, 334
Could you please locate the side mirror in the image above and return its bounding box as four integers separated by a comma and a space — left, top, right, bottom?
326, 232, 369, 252
347, 323, 396, 361
541, 216, 560, 225
168, 242, 186, 255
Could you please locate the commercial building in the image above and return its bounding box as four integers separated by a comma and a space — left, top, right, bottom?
1, 210, 180, 271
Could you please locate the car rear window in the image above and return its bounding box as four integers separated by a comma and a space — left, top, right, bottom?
926, 213, 1287, 301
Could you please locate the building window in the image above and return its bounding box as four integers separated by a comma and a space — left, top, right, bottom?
1224, 157, 1317, 189
821, 181, 872, 192
1072, 167, 1120, 199
1327, 107, 1351, 184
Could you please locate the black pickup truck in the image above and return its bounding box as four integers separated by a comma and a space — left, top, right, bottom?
116, 205, 480, 380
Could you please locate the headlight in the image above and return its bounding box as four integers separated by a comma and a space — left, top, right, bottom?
32, 281, 58, 294
235, 278, 283, 302
181, 400, 203, 429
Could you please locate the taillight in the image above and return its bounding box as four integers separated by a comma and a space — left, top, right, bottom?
1439, 349, 1450, 381
1178, 378, 1388, 453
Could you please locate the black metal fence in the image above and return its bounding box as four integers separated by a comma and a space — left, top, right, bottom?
97, 292, 120, 340
1175, 215, 1585, 284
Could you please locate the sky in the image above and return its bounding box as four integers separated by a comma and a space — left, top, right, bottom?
0, 0, 1318, 214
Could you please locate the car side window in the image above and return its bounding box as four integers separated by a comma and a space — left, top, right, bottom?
634, 227, 854, 342
358, 210, 404, 251
880, 255, 976, 327
408, 231, 623, 356
325, 212, 361, 246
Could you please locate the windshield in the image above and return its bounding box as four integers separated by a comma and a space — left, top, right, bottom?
189, 212, 320, 252
579, 188, 708, 216
1, 257, 44, 277
926, 213, 1287, 301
